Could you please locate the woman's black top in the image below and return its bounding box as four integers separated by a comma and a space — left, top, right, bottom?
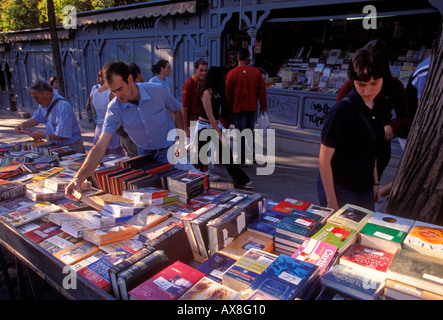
200, 90, 222, 121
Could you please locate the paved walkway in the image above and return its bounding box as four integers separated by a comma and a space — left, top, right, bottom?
0, 108, 397, 208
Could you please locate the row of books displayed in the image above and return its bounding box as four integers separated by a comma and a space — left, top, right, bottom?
271, 46, 431, 94
1, 144, 443, 300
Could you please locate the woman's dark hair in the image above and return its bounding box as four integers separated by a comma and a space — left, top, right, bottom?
102, 61, 131, 85
201, 66, 226, 97
348, 48, 386, 82
151, 60, 169, 75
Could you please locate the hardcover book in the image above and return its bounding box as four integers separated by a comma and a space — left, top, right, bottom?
387, 248, 443, 296
327, 203, 375, 231
128, 261, 205, 300
117, 250, 170, 300
359, 212, 415, 253
249, 254, 319, 300
275, 209, 323, 241
0, 201, 61, 227
222, 248, 278, 294
181, 203, 217, 252
321, 264, 385, 300
108, 246, 157, 299
292, 237, 338, 274
179, 276, 240, 300
207, 207, 247, 256
311, 222, 357, 253
246, 209, 287, 239
83, 223, 138, 246
339, 243, 395, 279
197, 252, 237, 283
54, 240, 100, 265
402, 220, 443, 259
271, 197, 311, 214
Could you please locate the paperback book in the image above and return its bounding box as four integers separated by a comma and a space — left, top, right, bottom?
24, 222, 62, 243
179, 276, 240, 300
275, 209, 323, 241
83, 222, 138, 246
249, 254, 319, 300
311, 222, 357, 253
246, 209, 287, 239
128, 261, 205, 300
359, 212, 415, 253
197, 252, 237, 283
0, 201, 61, 227
54, 240, 100, 265
402, 220, 443, 259
219, 230, 274, 260
292, 237, 338, 274
327, 203, 374, 231
271, 197, 311, 214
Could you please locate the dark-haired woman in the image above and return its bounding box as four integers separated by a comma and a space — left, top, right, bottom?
149, 60, 173, 94
197, 66, 251, 189
317, 48, 386, 211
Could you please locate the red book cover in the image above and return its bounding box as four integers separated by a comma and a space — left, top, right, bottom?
128, 261, 205, 300
92, 166, 121, 191
24, 222, 62, 243
145, 163, 173, 175
340, 243, 395, 273
272, 197, 311, 214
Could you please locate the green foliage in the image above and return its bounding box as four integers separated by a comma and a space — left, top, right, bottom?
0, 0, 121, 32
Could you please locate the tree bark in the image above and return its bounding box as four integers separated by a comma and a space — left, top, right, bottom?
385, 18, 443, 225
47, 0, 65, 98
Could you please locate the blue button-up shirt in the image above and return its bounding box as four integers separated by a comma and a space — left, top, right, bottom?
31, 93, 82, 146
103, 82, 182, 150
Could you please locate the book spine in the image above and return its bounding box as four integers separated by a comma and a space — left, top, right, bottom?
117, 250, 169, 300
108, 246, 156, 299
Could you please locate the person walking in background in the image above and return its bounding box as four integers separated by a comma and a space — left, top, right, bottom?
182, 59, 208, 138
197, 66, 251, 189
15, 79, 84, 153
89, 70, 125, 156
336, 39, 410, 181
66, 61, 184, 198
49, 76, 59, 95
225, 48, 267, 166
317, 47, 386, 211
149, 60, 174, 94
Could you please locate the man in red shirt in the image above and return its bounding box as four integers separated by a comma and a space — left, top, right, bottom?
226, 48, 267, 166
182, 59, 208, 137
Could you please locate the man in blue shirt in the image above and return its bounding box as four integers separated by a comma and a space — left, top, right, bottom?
15, 79, 84, 153
66, 61, 184, 197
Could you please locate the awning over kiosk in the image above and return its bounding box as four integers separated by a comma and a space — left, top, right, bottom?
76, 0, 197, 26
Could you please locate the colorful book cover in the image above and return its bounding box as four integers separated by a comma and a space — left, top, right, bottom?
250, 254, 319, 300
403, 220, 443, 257
0, 201, 61, 227
54, 240, 100, 265
292, 237, 338, 274
24, 222, 62, 243
360, 212, 415, 244
179, 277, 240, 300
222, 248, 278, 292
78, 247, 136, 292
340, 243, 395, 274
271, 197, 311, 214
327, 203, 374, 231
128, 261, 205, 300
311, 222, 357, 253
275, 209, 322, 239
39, 232, 82, 255
197, 252, 237, 283
246, 209, 287, 238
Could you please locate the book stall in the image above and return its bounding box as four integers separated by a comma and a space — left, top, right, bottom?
1, 140, 443, 301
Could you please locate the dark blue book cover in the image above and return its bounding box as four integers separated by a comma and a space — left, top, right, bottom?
247, 209, 287, 237
250, 254, 319, 300
197, 252, 237, 283
276, 209, 322, 237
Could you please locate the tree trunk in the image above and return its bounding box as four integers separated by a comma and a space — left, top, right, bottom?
47, 0, 65, 98
385, 18, 443, 225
